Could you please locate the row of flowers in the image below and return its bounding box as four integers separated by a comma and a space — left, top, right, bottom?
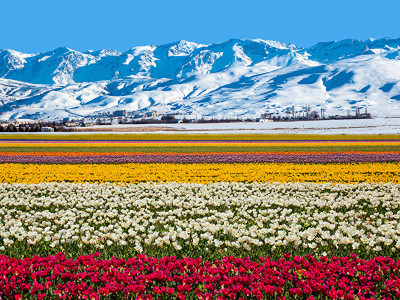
1, 162, 399, 184
0, 152, 399, 164
1, 141, 399, 152
1, 182, 399, 259
1, 252, 400, 299
2, 140, 399, 145
2, 132, 400, 141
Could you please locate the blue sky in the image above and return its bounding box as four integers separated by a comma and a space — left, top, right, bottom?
2, 0, 400, 53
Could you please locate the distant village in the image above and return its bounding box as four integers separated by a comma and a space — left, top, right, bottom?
0, 106, 372, 132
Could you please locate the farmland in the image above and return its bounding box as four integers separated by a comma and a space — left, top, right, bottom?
1, 133, 400, 299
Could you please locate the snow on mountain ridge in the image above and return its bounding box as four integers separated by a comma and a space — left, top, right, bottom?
249, 38, 294, 50
2, 37, 400, 120
303, 37, 400, 63
167, 40, 204, 56
0, 50, 32, 77
0, 38, 300, 85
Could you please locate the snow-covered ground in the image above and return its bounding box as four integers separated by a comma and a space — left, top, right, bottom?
2, 118, 400, 135
158, 117, 400, 134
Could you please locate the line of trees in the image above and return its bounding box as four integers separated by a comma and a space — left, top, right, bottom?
0, 123, 62, 132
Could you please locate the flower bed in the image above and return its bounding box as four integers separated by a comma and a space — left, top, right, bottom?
1, 182, 400, 260
1, 133, 399, 141
1, 152, 400, 164
1, 162, 400, 184
1, 134, 400, 299
1, 253, 399, 300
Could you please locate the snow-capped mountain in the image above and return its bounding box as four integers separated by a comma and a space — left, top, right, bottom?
1, 38, 400, 120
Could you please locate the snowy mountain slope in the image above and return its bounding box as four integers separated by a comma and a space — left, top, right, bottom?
0, 50, 33, 77
1, 38, 400, 120
302, 37, 400, 63
0, 39, 298, 85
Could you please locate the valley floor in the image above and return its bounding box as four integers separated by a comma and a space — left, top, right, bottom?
3, 117, 400, 135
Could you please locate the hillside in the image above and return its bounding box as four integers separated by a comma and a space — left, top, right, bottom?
1, 38, 400, 120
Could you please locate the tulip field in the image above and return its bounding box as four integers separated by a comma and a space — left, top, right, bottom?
1, 133, 400, 299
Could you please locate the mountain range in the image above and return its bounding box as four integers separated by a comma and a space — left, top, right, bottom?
1, 38, 400, 120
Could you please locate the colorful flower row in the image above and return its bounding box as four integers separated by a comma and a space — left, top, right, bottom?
1, 162, 399, 184
1, 182, 399, 260
4, 151, 400, 156
1, 253, 399, 300
1, 152, 400, 164
2, 141, 399, 147
2, 132, 400, 141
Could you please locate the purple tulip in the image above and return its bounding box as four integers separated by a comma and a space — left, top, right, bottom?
1, 153, 399, 164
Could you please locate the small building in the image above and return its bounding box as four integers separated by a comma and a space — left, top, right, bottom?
174, 114, 198, 121
113, 110, 127, 117
130, 114, 143, 120
82, 121, 95, 127
259, 118, 273, 123
41, 127, 54, 132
